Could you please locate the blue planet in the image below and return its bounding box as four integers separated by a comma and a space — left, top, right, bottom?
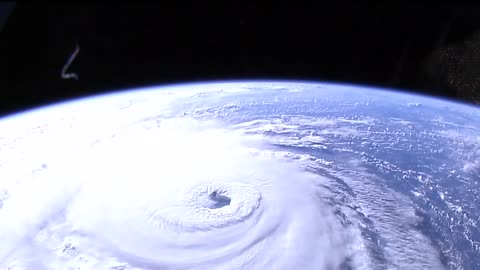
0, 81, 478, 269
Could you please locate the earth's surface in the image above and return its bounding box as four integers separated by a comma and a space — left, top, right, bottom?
0, 81, 479, 270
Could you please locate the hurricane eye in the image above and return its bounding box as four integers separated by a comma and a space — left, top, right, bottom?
206, 191, 231, 209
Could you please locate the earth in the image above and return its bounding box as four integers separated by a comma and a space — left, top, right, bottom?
0, 81, 479, 270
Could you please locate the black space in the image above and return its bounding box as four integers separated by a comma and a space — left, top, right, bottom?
1, 3, 479, 116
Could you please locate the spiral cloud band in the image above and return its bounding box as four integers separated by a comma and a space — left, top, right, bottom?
61, 118, 350, 269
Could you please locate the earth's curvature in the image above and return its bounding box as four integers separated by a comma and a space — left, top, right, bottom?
0, 81, 479, 270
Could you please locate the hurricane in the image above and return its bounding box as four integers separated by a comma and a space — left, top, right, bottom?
1, 82, 478, 269
58, 118, 352, 269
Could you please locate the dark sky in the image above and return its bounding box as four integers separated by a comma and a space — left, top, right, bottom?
1, 3, 479, 116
